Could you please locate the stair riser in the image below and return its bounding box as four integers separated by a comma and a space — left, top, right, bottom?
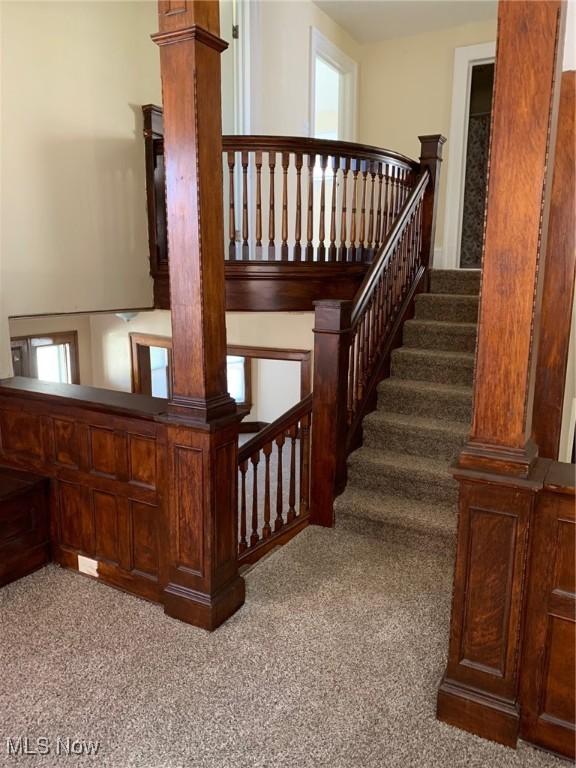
363, 421, 467, 460
336, 508, 456, 539
347, 462, 458, 505
391, 354, 474, 386
415, 295, 479, 323
377, 385, 472, 423
403, 324, 477, 353
430, 270, 481, 296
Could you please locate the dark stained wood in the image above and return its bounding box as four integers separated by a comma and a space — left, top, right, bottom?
532, 71, 576, 460
438, 0, 568, 750
418, 135, 445, 280
459, 0, 566, 476
309, 163, 437, 526
520, 461, 575, 759
0, 466, 50, 587
152, 0, 244, 629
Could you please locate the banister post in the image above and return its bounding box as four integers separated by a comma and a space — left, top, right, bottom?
310, 300, 352, 527
152, 0, 244, 630
418, 134, 446, 280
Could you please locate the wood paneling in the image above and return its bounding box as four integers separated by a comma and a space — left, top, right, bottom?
0, 467, 50, 587
520, 463, 575, 759
59, 481, 93, 553
93, 490, 119, 564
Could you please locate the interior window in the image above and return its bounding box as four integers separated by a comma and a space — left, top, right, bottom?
10, 332, 80, 385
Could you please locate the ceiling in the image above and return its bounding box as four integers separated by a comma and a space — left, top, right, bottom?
314, 1, 498, 43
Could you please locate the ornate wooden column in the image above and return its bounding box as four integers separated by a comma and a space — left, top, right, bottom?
152, 0, 244, 629
437, 0, 566, 747
418, 134, 446, 275
532, 70, 576, 459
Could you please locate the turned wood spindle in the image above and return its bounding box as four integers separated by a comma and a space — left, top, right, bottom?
227, 151, 236, 260
306, 153, 315, 260
275, 434, 285, 531
262, 443, 272, 538
241, 150, 249, 259
239, 460, 248, 553
268, 151, 276, 258
255, 150, 263, 254
294, 152, 303, 261
281, 151, 289, 260
287, 425, 297, 521
250, 454, 260, 547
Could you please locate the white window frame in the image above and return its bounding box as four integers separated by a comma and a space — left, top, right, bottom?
309, 27, 358, 142
441, 41, 496, 270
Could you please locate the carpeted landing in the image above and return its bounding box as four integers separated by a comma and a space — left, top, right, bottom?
336, 269, 481, 539
0, 524, 564, 768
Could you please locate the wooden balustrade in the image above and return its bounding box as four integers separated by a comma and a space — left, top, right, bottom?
237, 395, 312, 564
310, 135, 445, 527
143, 106, 418, 267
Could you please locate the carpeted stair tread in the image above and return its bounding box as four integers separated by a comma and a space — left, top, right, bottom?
403, 319, 477, 353
391, 347, 475, 386
347, 447, 458, 504
377, 378, 473, 422
415, 293, 479, 323
363, 410, 468, 459
430, 269, 481, 296
335, 487, 456, 538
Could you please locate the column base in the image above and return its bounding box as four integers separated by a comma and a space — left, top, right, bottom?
437, 678, 519, 748
163, 575, 245, 631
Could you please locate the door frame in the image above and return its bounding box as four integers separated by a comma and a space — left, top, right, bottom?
309, 27, 358, 142
441, 41, 496, 270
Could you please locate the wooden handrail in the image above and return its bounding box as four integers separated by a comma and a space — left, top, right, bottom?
237, 393, 312, 563
352, 171, 430, 325
309, 135, 445, 527
238, 393, 312, 463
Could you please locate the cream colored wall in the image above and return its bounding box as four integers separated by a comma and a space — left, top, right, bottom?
9, 314, 94, 385
357, 19, 497, 252
1, 1, 161, 320
254, 1, 361, 135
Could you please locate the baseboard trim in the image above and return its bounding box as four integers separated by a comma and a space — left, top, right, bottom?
437, 677, 520, 748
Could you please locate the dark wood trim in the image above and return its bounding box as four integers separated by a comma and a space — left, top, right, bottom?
532, 70, 576, 460
11, 331, 80, 385
238, 420, 269, 435
238, 516, 309, 566
438, 0, 568, 750
227, 345, 312, 399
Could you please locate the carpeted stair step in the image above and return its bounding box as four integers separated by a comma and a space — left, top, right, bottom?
415, 293, 479, 323
391, 348, 475, 386
430, 269, 481, 296
363, 411, 468, 460
347, 447, 458, 504
377, 379, 473, 423
403, 319, 477, 353
334, 487, 456, 538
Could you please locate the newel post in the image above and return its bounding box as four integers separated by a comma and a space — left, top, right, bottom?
310, 300, 352, 527
152, 0, 244, 630
418, 134, 446, 277
437, 0, 566, 746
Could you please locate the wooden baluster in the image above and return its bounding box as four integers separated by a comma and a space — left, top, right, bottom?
359, 160, 368, 261
349, 162, 359, 262
239, 459, 248, 553
367, 162, 376, 259
227, 151, 236, 260
281, 151, 289, 261
339, 160, 349, 261
241, 150, 249, 260
318, 155, 328, 261
274, 433, 285, 531
287, 425, 297, 521
255, 150, 263, 259
375, 163, 384, 250
294, 152, 303, 262
268, 151, 276, 260
383, 164, 391, 240
262, 443, 272, 538
346, 342, 354, 424
250, 453, 260, 546
329, 156, 338, 262
299, 413, 311, 516
306, 153, 315, 261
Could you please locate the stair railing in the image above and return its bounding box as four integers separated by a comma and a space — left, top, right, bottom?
309, 135, 446, 526
237, 394, 312, 564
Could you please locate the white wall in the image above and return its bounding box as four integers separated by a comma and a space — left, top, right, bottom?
252, 0, 361, 135
1, 1, 161, 320
357, 19, 497, 254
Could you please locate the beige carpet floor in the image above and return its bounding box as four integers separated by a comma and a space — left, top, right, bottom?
0, 522, 566, 768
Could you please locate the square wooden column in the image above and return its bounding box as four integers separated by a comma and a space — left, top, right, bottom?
152, 0, 244, 629
437, 0, 566, 746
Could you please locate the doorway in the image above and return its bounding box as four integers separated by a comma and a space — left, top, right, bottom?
459, 63, 494, 267
310, 28, 357, 142
442, 41, 496, 269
